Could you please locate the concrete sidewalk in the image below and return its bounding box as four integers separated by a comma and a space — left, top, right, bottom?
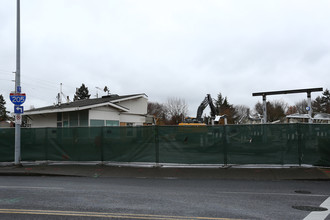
0, 162, 329, 180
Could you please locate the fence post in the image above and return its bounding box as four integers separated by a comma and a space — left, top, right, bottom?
297, 123, 302, 166
154, 126, 160, 166
223, 125, 228, 166
45, 128, 48, 161
280, 124, 284, 165
100, 127, 104, 164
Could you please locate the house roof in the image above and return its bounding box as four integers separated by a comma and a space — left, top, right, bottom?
24, 94, 147, 115
286, 113, 311, 119
286, 112, 330, 121
314, 113, 330, 121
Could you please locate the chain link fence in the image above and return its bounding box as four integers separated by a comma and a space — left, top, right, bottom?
0, 124, 329, 166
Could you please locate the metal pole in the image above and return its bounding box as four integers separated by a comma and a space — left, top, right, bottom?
262, 95, 267, 124
154, 126, 160, 167
307, 92, 313, 124
14, 0, 21, 165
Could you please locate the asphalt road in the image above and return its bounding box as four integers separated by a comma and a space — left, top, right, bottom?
0, 176, 329, 220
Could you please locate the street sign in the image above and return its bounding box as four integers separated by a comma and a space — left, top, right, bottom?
17, 86, 21, 93
15, 114, 22, 125
306, 106, 311, 111
14, 105, 24, 114
9, 93, 26, 105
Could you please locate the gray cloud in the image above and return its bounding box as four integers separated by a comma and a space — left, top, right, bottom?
1, 0, 329, 116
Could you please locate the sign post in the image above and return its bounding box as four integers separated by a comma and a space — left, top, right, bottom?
14, 0, 21, 165
10, 91, 25, 165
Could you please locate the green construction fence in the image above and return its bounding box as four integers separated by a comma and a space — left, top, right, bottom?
0, 124, 329, 166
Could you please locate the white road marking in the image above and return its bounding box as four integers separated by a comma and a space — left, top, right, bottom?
0, 185, 63, 190
303, 196, 330, 220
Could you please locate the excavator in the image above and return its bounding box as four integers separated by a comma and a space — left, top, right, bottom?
179, 94, 218, 126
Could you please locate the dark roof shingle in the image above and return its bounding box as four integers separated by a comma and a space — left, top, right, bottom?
25, 94, 145, 113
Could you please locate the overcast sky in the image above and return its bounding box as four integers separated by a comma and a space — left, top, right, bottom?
1, 0, 329, 116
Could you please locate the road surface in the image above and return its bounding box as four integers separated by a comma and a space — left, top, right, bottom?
0, 176, 329, 219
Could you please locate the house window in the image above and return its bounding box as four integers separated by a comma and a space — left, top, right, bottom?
57, 112, 62, 121
79, 110, 89, 127
57, 110, 89, 127
69, 112, 78, 127
90, 119, 104, 127
63, 112, 69, 127
63, 121, 69, 127
57, 113, 62, 127
106, 120, 119, 126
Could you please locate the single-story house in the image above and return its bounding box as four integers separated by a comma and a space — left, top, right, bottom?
24, 93, 153, 128
286, 113, 310, 123
286, 112, 330, 124
313, 113, 330, 124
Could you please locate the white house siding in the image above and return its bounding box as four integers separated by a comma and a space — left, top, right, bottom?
117, 97, 147, 115
29, 113, 57, 127
119, 113, 145, 126
89, 105, 145, 126
89, 106, 120, 123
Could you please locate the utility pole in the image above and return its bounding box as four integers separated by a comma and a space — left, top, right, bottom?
15, 0, 21, 165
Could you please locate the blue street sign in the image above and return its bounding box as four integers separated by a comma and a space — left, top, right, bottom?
14, 105, 24, 114
9, 93, 26, 105
17, 86, 21, 93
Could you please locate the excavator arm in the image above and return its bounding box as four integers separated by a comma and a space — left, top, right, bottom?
196, 94, 218, 122
196, 96, 209, 122
180, 94, 218, 125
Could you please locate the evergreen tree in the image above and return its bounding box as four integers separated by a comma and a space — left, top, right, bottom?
313, 89, 330, 113
312, 96, 323, 113
0, 94, 9, 121
323, 89, 330, 113
214, 93, 237, 124
74, 84, 91, 101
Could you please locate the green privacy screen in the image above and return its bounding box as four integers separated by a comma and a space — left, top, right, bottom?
0, 128, 15, 162
0, 124, 329, 166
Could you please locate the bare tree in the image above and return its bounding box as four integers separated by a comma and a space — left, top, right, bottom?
147, 102, 167, 125
286, 105, 298, 115
165, 97, 188, 125
254, 100, 287, 122
234, 105, 250, 124
295, 100, 308, 114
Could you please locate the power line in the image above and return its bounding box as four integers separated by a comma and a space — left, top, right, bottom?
0, 71, 13, 75
0, 69, 14, 73
0, 78, 14, 81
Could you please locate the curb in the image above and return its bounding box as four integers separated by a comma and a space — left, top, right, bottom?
0, 164, 329, 180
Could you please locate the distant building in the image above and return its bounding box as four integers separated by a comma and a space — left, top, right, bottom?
286, 113, 310, 123
24, 94, 153, 128
313, 113, 330, 124
286, 113, 330, 124
0, 120, 13, 128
